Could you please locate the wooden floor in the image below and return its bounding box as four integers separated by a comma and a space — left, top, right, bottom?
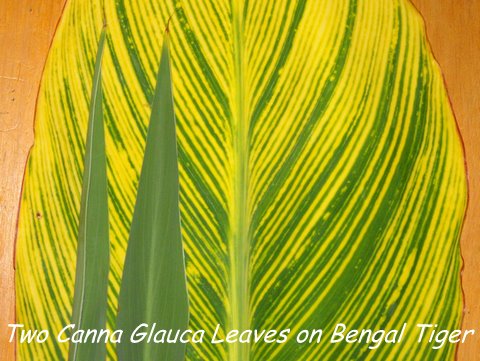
0, 1, 478, 360
412, 1, 480, 359
0, 1, 66, 359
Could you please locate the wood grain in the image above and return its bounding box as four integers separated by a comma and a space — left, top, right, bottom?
0, 0, 478, 360
410, 1, 480, 360
0, 1, 65, 360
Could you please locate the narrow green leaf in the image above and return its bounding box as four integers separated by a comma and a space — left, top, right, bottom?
116, 34, 189, 361
68, 29, 109, 361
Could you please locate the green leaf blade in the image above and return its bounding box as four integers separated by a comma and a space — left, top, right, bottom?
116, 35, 189, 361
69, 28, 109, 361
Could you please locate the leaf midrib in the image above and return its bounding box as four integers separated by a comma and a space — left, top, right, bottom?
230, 0, 250, 360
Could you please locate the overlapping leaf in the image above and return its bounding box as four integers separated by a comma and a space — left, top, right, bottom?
16, 0, 467, 360
69, 29, 109, 361
116, 36, 189, 360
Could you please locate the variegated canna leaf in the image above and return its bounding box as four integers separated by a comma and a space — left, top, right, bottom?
16, 0, 467, 360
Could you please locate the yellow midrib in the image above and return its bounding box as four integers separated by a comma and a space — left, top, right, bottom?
230, 0, 250, 360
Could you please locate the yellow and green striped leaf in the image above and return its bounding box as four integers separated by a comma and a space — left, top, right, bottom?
16, 0, 467, 360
